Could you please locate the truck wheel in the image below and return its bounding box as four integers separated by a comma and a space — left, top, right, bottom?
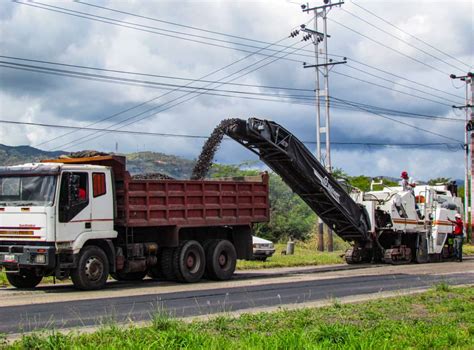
6, 269, 42, 289
160, 247, 177, 281
111, 270, 147, 281
173, 240, 205, 283
71, 246, 109, 290
205, 239, 236, 281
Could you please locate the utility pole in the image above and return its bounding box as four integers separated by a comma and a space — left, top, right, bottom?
300, 0, 346, 251
451, 72, 474, 243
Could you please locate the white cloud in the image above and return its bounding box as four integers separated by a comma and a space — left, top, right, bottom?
0, 0, 472, 181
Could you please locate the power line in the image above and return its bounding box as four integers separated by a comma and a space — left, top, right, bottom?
15, 1, 306, 63
0, 55, 315, 92
331, 96, 463, 143
1, 59, 464, 123
14, 0, 464, 101
2, 54, 464, 106
332, 70, 453, 107
33, 31, 300, 147
341, 7, 466, 72
0, 119, 462, 150
350, 0, 472, 70
329, 17, 451, 76
347, 57, 464, 100
343, 63, 462, 105
50, 42, 312, 151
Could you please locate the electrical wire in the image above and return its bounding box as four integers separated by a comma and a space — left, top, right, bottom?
329, 17, 451, 76
331, 70, 453, 107
341, 7, 466, 72
14, 1, 306, 63
49, 41, 312, 151
13, 0, 464, 101
0, 59, 464, 123
331, 96, 463, 143
0, 119, 462, 150
350, 0, 472, 70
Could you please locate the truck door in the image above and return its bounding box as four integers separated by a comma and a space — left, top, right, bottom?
90, 171, 114, 232
56, 171, 92, 242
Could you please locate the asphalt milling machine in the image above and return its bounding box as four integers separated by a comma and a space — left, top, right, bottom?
223, 118, 463, 264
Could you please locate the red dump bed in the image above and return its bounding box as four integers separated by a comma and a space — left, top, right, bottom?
42, 155, 269, 229
116, 175, 269, 228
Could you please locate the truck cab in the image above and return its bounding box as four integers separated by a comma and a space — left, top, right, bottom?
0, 162, 116, 288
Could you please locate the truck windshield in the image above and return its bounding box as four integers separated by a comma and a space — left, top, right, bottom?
0, 175, 57, 206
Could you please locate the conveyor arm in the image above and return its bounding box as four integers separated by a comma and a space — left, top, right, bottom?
226, 118, 371, 243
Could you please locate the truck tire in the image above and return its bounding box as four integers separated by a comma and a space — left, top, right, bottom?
205, 239, 236, 281
71, 245, 109, 290
111, 270, 147, 281
173, 240, 205, 283
160, 247, 177, 281
6, 269, 42, 289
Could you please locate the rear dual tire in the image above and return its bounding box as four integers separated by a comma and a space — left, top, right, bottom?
155, 239, 237, 283
204, 239, 237, 281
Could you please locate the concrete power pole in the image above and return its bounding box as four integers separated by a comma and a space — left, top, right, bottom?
451, 72, 474, 243
301, 1, 346, 251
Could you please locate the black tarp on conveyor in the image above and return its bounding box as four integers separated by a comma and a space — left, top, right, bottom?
226, 118, 370, 243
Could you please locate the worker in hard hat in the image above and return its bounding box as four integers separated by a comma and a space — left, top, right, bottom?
400, 171, 416, 194
401, 171, 421, 218
447, 213, 464, 262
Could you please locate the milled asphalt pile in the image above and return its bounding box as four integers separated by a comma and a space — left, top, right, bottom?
132, 173, 174, 180
191, 118, 238, 180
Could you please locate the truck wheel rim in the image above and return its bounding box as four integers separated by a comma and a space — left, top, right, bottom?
85, 257, 103, 282
186, 253, 196, 268
218, 252, 227, 267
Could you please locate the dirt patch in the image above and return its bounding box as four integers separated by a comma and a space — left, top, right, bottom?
191, 119, 238, 180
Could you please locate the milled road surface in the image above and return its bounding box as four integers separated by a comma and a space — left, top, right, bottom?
1, 259, 473, 335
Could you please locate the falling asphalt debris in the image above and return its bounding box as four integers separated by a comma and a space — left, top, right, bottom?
191, 118, 238, 180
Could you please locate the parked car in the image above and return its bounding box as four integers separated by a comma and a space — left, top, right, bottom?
252, 236, 275, 261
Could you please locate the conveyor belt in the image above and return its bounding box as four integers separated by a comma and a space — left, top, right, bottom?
226, 118, 371, 243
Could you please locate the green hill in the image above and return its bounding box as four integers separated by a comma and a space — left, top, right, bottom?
0, 145, 195, 179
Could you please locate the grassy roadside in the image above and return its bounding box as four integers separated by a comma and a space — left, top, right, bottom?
237, 243, 345, 270
3, 285, 473, 349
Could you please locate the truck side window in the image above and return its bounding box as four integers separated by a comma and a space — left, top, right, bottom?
93, 173, 106, 198
58, 172, 89, 222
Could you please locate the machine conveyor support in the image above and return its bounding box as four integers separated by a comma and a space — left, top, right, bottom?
225, 118, 371, 244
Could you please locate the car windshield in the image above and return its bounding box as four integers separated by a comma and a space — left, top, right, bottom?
0, 175, 57, 206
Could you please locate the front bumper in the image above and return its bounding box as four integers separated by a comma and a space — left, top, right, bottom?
0, 244, 56, 269
253, 248, 276, 257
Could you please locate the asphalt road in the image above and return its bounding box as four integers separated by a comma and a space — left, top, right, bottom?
1, 260, 473, 335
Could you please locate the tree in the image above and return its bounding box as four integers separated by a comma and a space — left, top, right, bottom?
254, 174, 315, 242
428, 177, 451, 185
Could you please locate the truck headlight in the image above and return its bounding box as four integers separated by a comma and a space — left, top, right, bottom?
34, 254, 46, 264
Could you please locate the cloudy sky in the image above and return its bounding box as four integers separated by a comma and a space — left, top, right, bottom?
0, 0, 473, 181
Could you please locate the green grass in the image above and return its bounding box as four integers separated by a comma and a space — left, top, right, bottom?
0, 270, 7, 287
464, 243, 474, 256
4, 286, 473, 349
237, 243, 345, 270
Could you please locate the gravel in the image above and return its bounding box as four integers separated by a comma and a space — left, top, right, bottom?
191, 118, 238, 180
132, 173, 175, 180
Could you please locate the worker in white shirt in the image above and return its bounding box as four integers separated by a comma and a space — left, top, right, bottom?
401, 171, 416, 194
